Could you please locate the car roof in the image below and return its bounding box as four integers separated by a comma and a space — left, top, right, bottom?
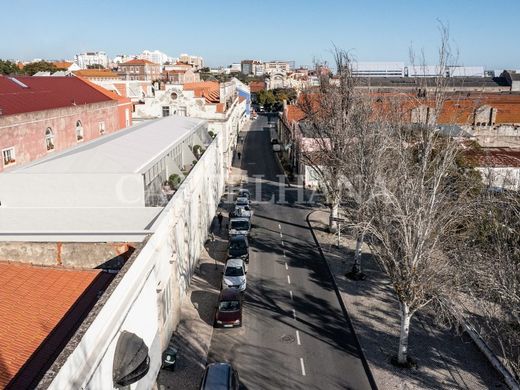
219, 288, 241, 300
229, 217, 249, 223
229, 234, 247, 242
226, 258, 245, 267
203, 363, 232, 389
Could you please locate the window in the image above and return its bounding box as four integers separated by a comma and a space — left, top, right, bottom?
76, 120, 84, 141
45, 127, 55, 151
99, 121, 106, 135
2, 147, 15, 166
178, 106, 187, 117
162, 106, 170, 117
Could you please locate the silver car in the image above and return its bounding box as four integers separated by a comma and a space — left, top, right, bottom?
222, 258, 247, 292
228, 217, 251, 236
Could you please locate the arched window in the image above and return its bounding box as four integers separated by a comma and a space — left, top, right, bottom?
45, 127, 55, 151
76, 120, 84, 141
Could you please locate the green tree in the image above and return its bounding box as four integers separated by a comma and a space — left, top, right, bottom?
23, 61, 60, 75
0, 59, 20, 75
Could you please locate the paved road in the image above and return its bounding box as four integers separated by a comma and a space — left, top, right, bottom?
207, 115, 373, 390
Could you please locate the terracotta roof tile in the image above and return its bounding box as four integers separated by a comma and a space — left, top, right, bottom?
0, 262, 114, 389
73, 69, 119, 79
121, 58, 158, 66
52, 61, 73, 69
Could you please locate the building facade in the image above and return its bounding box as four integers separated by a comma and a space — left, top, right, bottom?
0, 76, 131, 172
75, 51, 109, 69
118, 59, 162, 81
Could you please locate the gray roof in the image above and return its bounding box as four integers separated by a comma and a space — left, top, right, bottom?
355, 76, 510, 88
0, 207, 162, 242
14, 115, 205, 174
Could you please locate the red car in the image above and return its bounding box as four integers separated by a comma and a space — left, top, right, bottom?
214, 288, 242, 328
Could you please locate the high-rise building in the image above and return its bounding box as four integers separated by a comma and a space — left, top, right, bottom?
74, 51, 109, 69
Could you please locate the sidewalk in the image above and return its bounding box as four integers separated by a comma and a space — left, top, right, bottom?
307, 209, 505, 390
156, 221, 228, 390
156, 125, 250, 390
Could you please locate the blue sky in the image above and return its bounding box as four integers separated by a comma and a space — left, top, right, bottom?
1, 0, 518, 70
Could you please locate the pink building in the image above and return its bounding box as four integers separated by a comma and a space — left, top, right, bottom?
0, 76, 130, 172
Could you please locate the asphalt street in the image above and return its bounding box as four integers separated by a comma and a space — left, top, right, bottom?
207, 115, 374, 390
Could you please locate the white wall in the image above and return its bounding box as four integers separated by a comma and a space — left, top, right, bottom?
47, 110, 237, 390
0, 173, 144, 208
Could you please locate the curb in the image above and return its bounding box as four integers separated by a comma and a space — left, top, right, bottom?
306, 210, 379, 390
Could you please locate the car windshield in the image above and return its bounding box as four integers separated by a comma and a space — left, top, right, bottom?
225, 266, 244, 277
218, 300, 240, 312
230, 240, 247, 250
230, 220, 249, 230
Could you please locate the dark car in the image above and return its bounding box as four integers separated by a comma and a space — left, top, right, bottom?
199, 362, 240, 390
214, 288, 242, 328
227, 235, 249, 262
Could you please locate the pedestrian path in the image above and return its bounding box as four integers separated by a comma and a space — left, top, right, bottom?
307, 209, 504, 390
155, 124, 251, 389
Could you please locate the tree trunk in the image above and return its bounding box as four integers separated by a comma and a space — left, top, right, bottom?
329, 201, 339, 232
352, 231, 364, 273
398, 302, 412, 364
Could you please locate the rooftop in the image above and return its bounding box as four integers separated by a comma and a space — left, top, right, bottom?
466, 147, 520, 168
73, 69, 120, 79
0, 262, 114, 389
121, 58, 158, 66
0, 76, 114, 116
13, 115, 205, 174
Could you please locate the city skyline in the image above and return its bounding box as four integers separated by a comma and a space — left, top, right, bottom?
2, 0, 519, 70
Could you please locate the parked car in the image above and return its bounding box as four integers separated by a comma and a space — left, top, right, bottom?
228, 217, 251, 237
235, 196, 250, 207
238, 189, 251, 200
227, 235, 249, 263
214, 288, 243, 328
230, 204, 253, 219
222, 258, 247, 291
200, 362, 240, 390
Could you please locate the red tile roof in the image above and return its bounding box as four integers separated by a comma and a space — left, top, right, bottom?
0, 262, 114, 389
53, 61, 73, 69
465, 147, 520, 168
78, 77, 131, 104
121, 58, 158, 66
0, 76, 115, 116
286, 105, 306, 123
184, 81, 220, 104
249, 81, 266, 93
73, 69, 119, 79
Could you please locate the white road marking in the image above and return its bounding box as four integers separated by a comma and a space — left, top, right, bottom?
289, 290, 293, 300
287, 275, 291, 284
296, 330, 301, 345
285, 262, 288, 270
300, 358, 306, 376
283, 250, 286, 257
280, 232, 283, 238
281, 240, 285, 247
292, 309, 296, 319
278, 224, 281, 230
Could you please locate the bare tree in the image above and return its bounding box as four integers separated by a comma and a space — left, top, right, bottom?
457, 191, 520, 377
363, 25, 479, 365
298, 50, 356, 232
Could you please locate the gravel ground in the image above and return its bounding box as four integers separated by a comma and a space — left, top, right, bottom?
308, 209, 506, 390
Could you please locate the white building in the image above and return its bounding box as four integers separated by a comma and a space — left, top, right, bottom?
264, 61, 294, 75
134, 81, 248, 137
0, 115, 237, 389
138, 50, 174, 67
75, 51, 109, 69
407, 65, 485, 77
352, 62, 405, 77
178, 53, 204, 70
